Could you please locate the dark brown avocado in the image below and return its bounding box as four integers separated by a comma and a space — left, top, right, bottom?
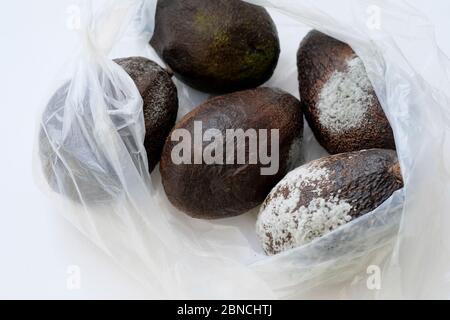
297, 30, 395, 154
39, 57, 178, 204
257, 149, 403, 255
160, 87, 304, 219
151, 0, 280, 94
115, 57, 178, 172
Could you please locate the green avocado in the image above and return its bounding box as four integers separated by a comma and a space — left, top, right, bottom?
150, 0, 280, 94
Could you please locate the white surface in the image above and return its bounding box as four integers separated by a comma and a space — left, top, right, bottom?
1, 0, 450, 299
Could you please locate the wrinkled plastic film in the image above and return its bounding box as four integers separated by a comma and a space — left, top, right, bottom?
247, 0, 450, 299
34, 0, 450, 299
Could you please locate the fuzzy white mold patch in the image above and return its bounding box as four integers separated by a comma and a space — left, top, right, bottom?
317, 56, 374, 134
257, 163, 353, 255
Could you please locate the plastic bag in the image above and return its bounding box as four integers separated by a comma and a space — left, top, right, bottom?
34, 0, 450, 299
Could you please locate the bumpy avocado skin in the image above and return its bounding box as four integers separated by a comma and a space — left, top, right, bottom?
150, 0, 280, 94
297, 30, 396, 154
257, 149, 403, 255
160, 87, 304, 219
115, 57, 179, 172
39, 57, 178, 205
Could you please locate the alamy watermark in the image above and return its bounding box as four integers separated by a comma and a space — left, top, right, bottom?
66, 265, 81, 290
366, 5, 382, 30
366, 265, 381, 290
66, 4, 81, 30
170, 121, 280, 176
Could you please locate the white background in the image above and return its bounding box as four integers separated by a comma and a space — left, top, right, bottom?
1, 0, 450, 299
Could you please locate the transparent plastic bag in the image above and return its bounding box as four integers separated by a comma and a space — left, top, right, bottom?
34, 0, 450, 299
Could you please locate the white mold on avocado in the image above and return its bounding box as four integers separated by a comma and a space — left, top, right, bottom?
256, 162, 354, 255
317, 56, 374, 134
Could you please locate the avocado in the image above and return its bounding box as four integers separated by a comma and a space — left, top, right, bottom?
39, 57, 178, 204
150, 0, 280, 94
257, 149, 403, 255
297, 30, 395, 154
160, 87, 304, 219
114, 57, 178, 172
